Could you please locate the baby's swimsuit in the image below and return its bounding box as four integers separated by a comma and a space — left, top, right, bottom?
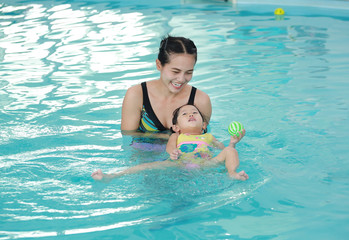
176, 133, 214, 165
138, 82, 197, 132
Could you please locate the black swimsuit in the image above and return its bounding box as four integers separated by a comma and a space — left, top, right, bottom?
138, 82, 197, 132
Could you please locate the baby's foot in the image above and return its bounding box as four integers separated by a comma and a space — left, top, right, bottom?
230, 170, 249, 181
91, 169, 104, 181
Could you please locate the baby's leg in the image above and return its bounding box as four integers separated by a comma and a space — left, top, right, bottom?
91, 160, 177, 182
212, 147, 248, 181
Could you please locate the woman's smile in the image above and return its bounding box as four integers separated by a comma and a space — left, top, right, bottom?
171, 81, 183, 89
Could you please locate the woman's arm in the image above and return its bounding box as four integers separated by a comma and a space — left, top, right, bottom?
120, 84, 170, 140
121, 130, 171, 140
121, 85, 143, 131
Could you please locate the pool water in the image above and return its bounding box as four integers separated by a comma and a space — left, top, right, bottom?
1, 0, 349, 239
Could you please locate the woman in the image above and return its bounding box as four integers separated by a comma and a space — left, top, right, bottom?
121, 35, 212, 136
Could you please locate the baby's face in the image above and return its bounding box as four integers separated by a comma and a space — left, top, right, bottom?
176, 105, 204, 130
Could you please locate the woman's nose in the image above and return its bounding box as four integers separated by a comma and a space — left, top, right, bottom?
177, 73, 186, 83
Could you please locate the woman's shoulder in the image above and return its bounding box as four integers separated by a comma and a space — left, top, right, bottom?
128, 80, 159, 94
194, 87, 210, 100
123, 84, 144, 108
192, 86, 212, 120
125, 83, 143, 96
124, 80, 158, 104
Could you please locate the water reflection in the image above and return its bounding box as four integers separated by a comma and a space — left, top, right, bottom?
0, 3, 158, 117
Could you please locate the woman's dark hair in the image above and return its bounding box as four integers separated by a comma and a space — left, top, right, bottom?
158, 35, 197, 66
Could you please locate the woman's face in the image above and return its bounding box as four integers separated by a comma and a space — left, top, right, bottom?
157, 53, 196, 93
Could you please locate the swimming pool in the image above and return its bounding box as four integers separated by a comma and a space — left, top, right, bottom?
1, 0, 348, 239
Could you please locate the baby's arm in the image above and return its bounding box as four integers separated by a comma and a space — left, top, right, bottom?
91, 160, 177, 182
211, 135, 225, 149
211, 129, 245, 150
166, 133, 181, 160
229, 129, 246, 148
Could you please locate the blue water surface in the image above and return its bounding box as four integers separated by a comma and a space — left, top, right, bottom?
0, 0, 348, 239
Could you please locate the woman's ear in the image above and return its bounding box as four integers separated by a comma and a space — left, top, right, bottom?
156, 59, 162, 70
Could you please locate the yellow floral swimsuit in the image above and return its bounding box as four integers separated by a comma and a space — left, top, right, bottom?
176, 133, 214, 168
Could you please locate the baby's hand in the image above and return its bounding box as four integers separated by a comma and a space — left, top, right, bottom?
229, 129, 246, 147
170, 149, 181, 160
91, 169, 104, 181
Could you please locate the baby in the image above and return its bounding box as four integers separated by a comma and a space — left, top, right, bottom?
92, 104, 248, 181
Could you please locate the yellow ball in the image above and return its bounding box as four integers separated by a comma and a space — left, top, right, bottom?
274, 8, 285, 15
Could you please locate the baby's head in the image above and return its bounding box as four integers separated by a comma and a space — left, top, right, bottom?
171, 104, 207, 134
